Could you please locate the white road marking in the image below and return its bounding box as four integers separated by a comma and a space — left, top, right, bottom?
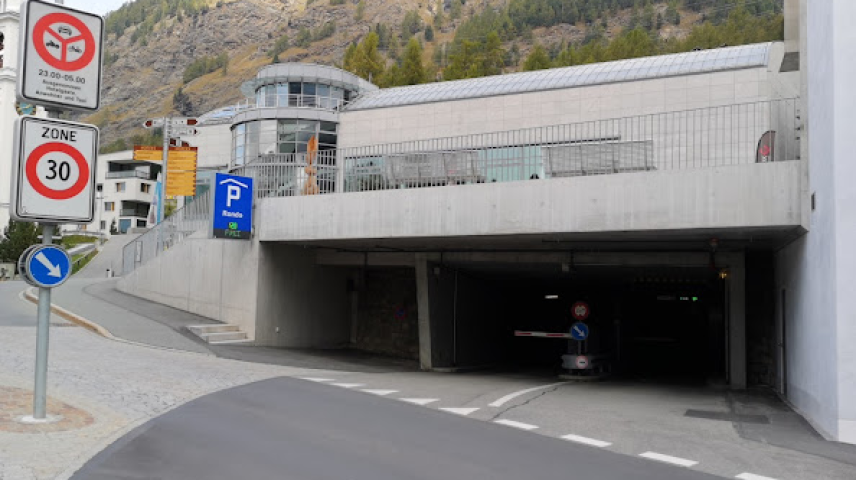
440, 407, 479, 416
361, 389, 398, 396
488, 382, 568, 407
639, 452, 699, 467
736, 474, 779, 480
331, 383, 365, 389
560, 434, 612, 448
400, 398, 439, 406
494, 419, 538, 430
299, 377, 334, 382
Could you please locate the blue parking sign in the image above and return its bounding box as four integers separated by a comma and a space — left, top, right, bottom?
212, 173, 253, 240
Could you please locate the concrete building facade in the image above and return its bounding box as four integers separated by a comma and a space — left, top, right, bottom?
117, 0, 856, 445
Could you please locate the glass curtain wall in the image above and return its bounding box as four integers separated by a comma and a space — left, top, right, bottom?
233, 119, 338, 165
255, 82, 349, 109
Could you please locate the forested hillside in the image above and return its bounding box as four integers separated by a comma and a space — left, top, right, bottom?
94, 0, 784, 152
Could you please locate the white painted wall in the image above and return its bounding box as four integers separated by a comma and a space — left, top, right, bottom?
0, 4, 21, 231
181, 123, 231, 170
776, 0, 856, 444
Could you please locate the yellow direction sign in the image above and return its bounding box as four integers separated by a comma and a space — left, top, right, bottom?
133, 145, 163, 162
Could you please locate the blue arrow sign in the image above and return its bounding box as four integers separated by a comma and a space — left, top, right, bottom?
570, 322, 589, 341
25, 245, 71, 288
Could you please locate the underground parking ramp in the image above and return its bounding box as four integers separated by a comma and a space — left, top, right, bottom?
71, 377, 725, 480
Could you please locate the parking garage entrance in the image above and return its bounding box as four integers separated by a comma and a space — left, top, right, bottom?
425, 261, 730, 384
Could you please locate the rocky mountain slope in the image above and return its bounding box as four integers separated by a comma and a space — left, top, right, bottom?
88, 0, 782, 149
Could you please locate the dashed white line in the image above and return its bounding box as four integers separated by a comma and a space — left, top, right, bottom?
638, 452, 699, 468
494, 419, 539, 430
440, 407, 479, 416
560, 434, 612, 448
487, 382, 568, 407
299, 377, 334, 382
331, 383, 365, 389
361, 389, 398, 396
400, 398, 439, 406
736, 474, 778, 480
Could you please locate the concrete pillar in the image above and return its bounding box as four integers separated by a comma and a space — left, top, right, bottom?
729, 254, 747, 389
784, 0, 800, 53
415, 254, 434, 370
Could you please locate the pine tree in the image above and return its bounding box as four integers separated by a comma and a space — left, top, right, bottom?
480, 31, 505, 76
425, 25, 434, 42
346, 32, 386, 82
401, 38, 426, 85
443, 40, 480, 80
355, 0, 365, 21
522, 44, 551, 71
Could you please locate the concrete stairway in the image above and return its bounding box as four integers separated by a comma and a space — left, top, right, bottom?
187, 324, 250, 345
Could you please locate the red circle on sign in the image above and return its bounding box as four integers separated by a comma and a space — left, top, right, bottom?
571, 301, 590, 321
33, 13, 96, 71
575, 355, 589, 369
26, 142, 89, 200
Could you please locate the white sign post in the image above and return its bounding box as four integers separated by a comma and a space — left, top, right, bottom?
17, 0, 104, 112
10, 117, 99, 223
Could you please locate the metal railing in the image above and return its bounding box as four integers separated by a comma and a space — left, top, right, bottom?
238, 94, 351, 112
122, 190, 212, 275
119, 209, 148, 217
226, 99, 800, 198
340, 99, 800, 191
106, 170, 151, 180
231, 151, 338, 200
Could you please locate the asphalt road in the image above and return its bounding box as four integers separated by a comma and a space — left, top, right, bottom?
71, 377, 724, 480
0, 281, 40, 327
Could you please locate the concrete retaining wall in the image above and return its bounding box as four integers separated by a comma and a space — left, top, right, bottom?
117, 237, 260, 338
260, 162, 803, 243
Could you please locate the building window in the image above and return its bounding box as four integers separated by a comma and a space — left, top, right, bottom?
141, 183, 151, 194
105, 202, 115, 211
116, 182, 126, 192
100, 221, 106, 230
136, 219, 146, 227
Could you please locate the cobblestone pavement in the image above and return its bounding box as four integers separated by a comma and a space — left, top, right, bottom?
0, 283, 332, 480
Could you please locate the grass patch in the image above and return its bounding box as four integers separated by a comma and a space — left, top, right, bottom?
71, 250, 98, 275
62, 235, 99, 249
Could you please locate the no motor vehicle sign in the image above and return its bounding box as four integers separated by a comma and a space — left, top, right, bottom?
17, 0, 104, 111
10, 117, 99, 223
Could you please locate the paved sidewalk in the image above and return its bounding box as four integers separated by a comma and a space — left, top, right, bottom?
0, 281, 334, 480
75, 234, 138, 279
47, 278, 215, 354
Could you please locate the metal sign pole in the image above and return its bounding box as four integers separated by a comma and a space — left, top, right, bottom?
32, 223, 54, 419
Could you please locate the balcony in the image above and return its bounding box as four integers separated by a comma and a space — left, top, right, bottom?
120, 209, 148, 217
235, 94, 349, 113
107, 170, 151, 180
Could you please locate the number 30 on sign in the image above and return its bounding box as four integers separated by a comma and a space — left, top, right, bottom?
10, 117, 99, 224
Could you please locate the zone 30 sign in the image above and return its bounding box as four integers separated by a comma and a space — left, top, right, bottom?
10, 117, 99, 223
17, 0, 104, 111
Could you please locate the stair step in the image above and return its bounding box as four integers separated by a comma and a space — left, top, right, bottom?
202, 331, 248, 343
187, 324, 240, 335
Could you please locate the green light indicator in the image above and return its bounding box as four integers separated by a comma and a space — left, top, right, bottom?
692, 296, 699, 302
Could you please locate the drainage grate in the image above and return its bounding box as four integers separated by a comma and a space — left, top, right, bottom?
684, 409, 770, 424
